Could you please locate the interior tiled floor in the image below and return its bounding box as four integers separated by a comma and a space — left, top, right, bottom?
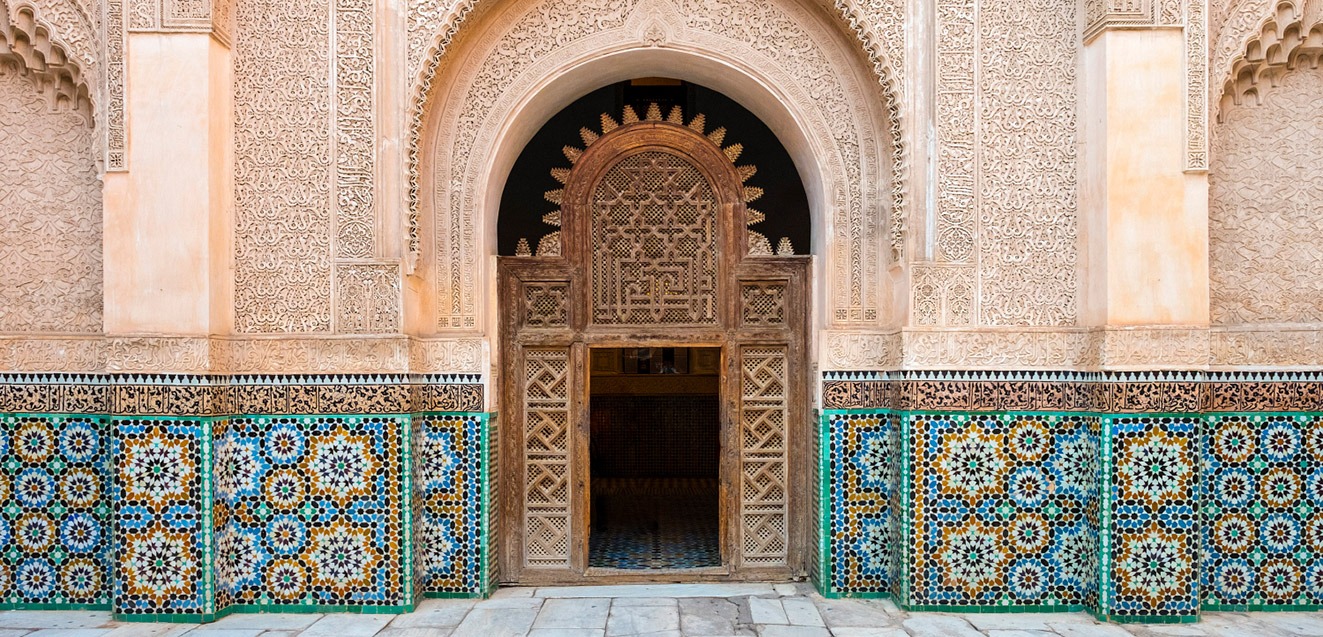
588, 478, 721, 570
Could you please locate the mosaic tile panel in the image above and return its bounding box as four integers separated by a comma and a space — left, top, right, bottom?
1202, 414, 1323, 610
112, 417, 215, 617
1, 415, 111, 609
1101, 416, 1200, 619
909, 413, 1100, 609
825, 411, 895, 596
212, 415, 410, 609
416, 414, 487, 594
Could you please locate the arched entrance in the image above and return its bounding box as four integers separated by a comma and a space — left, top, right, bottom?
498, 102, 809, 583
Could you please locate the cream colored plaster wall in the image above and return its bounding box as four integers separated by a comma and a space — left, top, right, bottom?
208, 37, 235, 335
104, 33, 223, 336
1098, 29, 1209, 327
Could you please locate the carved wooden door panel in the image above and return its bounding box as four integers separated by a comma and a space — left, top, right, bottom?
499, 106, 808, 584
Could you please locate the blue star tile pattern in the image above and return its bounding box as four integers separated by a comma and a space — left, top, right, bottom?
826, 412, 896, 596
908, 413, 1100, 609
1101, 415, 1200, 619
1, 415, 110, 609
1202, 414, 1323, 610
213, 416, 410, 609
111, 417, 213, 617
416, 414, 489, 595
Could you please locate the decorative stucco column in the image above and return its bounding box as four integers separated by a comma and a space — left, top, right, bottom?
1082, 26, 1210, 369
1082, 7, 1209, 622
101, 27, 233, 370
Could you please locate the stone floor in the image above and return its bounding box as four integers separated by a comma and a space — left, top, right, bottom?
4, 584, 1323, 637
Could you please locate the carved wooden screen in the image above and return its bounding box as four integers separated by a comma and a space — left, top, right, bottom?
739, 346, 789, 566
499, 106, 809, 583
522, 348, 572, 568
591, 151, 718, 324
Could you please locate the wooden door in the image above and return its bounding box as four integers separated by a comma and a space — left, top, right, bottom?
498, 106, 808, 584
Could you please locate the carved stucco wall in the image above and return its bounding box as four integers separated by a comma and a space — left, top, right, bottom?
415, 0, 899, 332
1210, 67, 1323, 330
231, 0, 399, 335
0, 58, 102, 333
914, 0, 1079, 328
1207, 0, 1323, 368
405, 0, 908, 262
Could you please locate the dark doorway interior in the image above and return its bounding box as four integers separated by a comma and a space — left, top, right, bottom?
588, 347, 721, 570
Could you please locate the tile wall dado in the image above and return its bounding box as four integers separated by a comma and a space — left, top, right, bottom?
819, 371, 1323, 623
0, 374, 492, 621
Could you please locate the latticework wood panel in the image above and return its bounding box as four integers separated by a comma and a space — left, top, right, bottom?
739, 346, 789, 566
591, 151, 718, 325
523, 348, 572, 568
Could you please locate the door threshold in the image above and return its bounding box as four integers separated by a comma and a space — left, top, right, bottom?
584, 565, 730, 577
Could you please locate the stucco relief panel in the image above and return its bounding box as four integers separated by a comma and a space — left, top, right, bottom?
1210, 66, 1323, 326
232, 0, 334, 333
976, 0, 1078, 327
0, 62, 102, 334
921, 0, 1079, 328
406, 0, 908, 265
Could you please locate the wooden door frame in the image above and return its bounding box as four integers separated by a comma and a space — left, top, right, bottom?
496, 116, 811, 585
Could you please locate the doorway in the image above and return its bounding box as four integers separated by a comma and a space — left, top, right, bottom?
496, 94, 810, 583
588, 347, 722, 571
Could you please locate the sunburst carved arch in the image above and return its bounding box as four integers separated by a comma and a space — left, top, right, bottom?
515, 103, 793, 259
412, 0, 902, 332
405, 0, 908, 266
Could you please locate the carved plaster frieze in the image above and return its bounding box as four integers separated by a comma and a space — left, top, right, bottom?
212, 336, 411, 374
1101, 326, 1211, 370
0, 336, 105, 373
820, 331, 902, 371
408, 337, 486, 374
106, 336, 211, 373
902, 328, 1102, 370
0, 335, 494, 375
1086, 0, 1184, 38
1212, 325, 1323, 369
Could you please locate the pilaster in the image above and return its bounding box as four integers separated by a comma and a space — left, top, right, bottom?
101, 29, 234, 370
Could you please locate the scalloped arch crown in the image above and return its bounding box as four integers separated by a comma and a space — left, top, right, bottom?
410, 0, 907, 333
0, 0, 98, 117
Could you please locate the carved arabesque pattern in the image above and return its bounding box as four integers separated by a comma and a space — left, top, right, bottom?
335, 264, 401, 334
0, 0, 95, 114
0, 60, 101, 333
591, 151, 718, 325
1210, 65, 1323, 325
740, 346, 789, 566
976, 0, 1079, 326
523, 348, 571, 568
233, 0, 333, 333
407, 0, 906, 269
334, 0, 375, 261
